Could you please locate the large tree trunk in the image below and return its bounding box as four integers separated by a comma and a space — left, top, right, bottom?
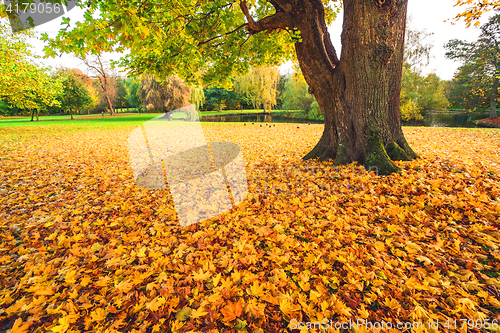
291, 0, 418, 175
490, 74, 498, 119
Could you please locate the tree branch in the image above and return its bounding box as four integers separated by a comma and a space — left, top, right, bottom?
324, 30, 340, 67
239, 0, 290, 34
197, 23, 247, 47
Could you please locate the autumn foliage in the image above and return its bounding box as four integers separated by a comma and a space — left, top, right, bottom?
0, 120, 499, 332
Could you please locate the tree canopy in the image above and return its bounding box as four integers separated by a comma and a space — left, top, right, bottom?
0, 20, 62, 113
54, 69, 93, 119
39, 0, 319, 87
138, 75, 191, 112
446, 14, 500, 118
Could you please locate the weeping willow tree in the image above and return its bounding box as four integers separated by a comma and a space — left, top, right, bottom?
234, 66, 280, 112
138, 75, 191, 113
189, 85, 205, 111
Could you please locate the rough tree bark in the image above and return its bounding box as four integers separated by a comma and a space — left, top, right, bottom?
241, 0, 418, 175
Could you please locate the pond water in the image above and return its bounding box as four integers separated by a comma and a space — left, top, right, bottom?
200, 113, 323, 124
200, 111, 490, 128
403, 112, 490, 128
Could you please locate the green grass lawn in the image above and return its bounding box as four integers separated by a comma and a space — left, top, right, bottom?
0, 114, 159, 128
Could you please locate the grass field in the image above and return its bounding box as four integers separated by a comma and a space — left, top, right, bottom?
0, 116, 499, 332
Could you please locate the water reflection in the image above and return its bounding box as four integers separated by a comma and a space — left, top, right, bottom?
403, 112, 490, 128
201, 113, 323, 124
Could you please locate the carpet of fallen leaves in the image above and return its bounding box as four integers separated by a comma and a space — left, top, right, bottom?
0, 121, 500, 333
476, 117, 500, 128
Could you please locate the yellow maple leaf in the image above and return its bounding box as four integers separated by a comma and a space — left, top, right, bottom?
373, 241, 385, 251
90, 242, 104, 252
384, 297, 400, 311
334, 300, 352, 316
405, 277, 423, 290
34, 286, 54, 296
69, 288, 78, 299
192, 269, 211, 282
245, 299, 266, 318
212, 273, 222, 288
115, 280, 134, 293
416, 255, 432, 266
249, 281, 265, 297
65, 270, 78, 284
137, 247, 147, 258
147, 296, 166, 312
190, 306, 208, 319
90, 308, 107, 322
309, 290, 321, 302
96, 276, 111, 287
52, 313, 79, 333
298, 281, 310, 292
279, 299, 301, 316
80, 276, 92, 287
358, 304, 370, 319
11, 318, 31, 333
411, 304, 429, 320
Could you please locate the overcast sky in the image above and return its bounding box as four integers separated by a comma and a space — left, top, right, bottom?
24, 0, 495, 81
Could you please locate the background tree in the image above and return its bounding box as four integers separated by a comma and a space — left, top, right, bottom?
446, 14, 500, 119
444, 62, 499, 111
80, 54, 117, 115
123, 77, 142, 111
115, 77, 132, 111
68, 68, 99, 113
275, 74, 288, 109
54, 69, 93, 119
0, 20, 62, 119
403, 22, 434, 72
282, 72, 316, 112
189, 85, 205, 111
400, 24, 449, 121
203, 87, 237, 112
138, 75, 191, 113
400, 69, 450, 121
233, 66, 280, 112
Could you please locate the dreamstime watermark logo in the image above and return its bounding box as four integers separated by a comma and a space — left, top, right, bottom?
128, 105, 248, 227
2, 0, 79, 32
